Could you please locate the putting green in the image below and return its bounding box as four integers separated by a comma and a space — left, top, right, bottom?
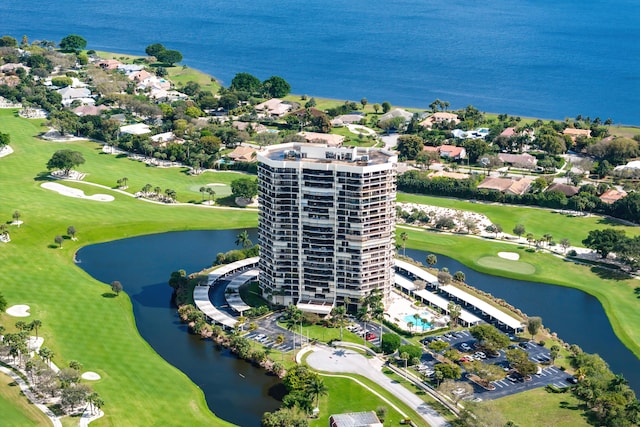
476, 256, 536, 275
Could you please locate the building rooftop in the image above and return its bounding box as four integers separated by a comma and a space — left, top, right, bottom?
258, 143, 397, 166
329, 411, 382, 427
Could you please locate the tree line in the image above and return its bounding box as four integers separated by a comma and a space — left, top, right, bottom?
398, 171, 640, 225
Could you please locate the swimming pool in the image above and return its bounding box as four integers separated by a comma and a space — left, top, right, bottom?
403, 313, 431, 330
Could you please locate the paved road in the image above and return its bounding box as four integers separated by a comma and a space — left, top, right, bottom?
306, 346, 450, 427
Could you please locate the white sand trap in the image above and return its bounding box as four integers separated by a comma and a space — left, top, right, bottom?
81, 371, 101, 381
6, 304, 30, 317
206, 183, 227, 187
0, 145, 14, 158
498, 252, 520, 261
42, 182, 114, 202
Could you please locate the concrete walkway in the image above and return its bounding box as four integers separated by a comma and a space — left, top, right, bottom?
1, 335, 105, 426
306, 346, 450, 427
0, 365, 62, 427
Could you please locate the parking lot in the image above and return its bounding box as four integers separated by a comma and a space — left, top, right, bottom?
416, 330, 575, 400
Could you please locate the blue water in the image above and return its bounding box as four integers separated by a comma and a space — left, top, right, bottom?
1, 0, 638, 124
403, 313, 432, 330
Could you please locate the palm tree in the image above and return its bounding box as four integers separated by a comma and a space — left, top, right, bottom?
275, 334, 285, 361
407, 321, 414, 332
400, 232, 408, 256
332, 306, 347, 340
54, 235, 63, 248
206, 188, 216, 204
67, 226, 76, 240
39, 347, 54, 367
142, 183, 152, 195
122, 177, 128, 188
31, 319, 42, 339
199, 186, 207, 202
413, 313, 421, 330
235, 230, 252, 248
447, 301, 462, 329
306, 375, 329, 409
12, 210, 20, 226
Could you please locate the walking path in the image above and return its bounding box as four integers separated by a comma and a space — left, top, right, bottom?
0, 335, 104, 426
306, 346, 450, 427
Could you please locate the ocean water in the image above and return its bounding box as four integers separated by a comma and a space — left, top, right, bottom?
1, 0, 638, 123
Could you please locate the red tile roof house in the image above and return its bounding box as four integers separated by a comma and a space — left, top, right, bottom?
563, 128, 592, 142
500, 127, 516, 137
95, 59, 122, 70
599, 189, 627, 204
439, 144, 466, 160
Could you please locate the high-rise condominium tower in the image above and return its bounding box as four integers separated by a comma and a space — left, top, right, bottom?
257, 143, 397, 314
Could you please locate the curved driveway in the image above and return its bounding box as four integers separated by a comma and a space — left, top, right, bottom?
306, 347, 450, 427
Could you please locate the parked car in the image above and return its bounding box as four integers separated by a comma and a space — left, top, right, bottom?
365, 332, 377, 341
460, 343, 471, 351
566, 377, 579, 384
474, 351, 486, 359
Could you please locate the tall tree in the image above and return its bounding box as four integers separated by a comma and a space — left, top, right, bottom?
262, 76, 291, 98
46, 150, 85, 175
513, 224, 526, 239
399, 232, 408, 256
67, 226, 76, 240
426, 254, 438, 267
59, 34, 87, 52
111, 280, 123, 296
230, 72, 262, 94
526, 316, 542, 340
235, 230, 252, 248
306, 375, 328, 409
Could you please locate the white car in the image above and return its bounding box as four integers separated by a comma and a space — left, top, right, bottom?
460, 343, 471, 351
452, 387, 467, 395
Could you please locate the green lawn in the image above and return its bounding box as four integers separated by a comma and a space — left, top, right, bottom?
0, 371, 51, 426
482, 388, 591, 427
475, 256, 536, 274
43, 140, 248, 204
0, 109, 256, 426
310, 375, 408, 426
397, 193, 640, 244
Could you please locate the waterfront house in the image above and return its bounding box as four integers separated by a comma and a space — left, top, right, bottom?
255, 98, 292, 118
378, 108, 413, 123
563, 128, 592, 142
419, 112, 460, 129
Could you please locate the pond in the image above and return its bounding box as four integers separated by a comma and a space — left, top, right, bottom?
75, 229, 282, 427
76, 229, 640, 425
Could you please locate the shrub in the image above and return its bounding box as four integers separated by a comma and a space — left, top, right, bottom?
381, 333, 401, 354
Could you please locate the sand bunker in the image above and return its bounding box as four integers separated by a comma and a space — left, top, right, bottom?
498, 252, 520, 261
206, 183, 227, 187
42, 182, 114, 202
6, 304, 30, 317
81, 371, 101, 381
0, 145, 14, 158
